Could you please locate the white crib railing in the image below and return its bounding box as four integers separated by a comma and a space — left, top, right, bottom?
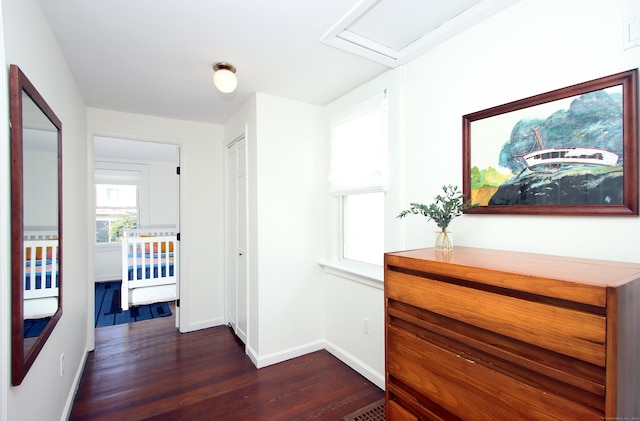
23, 234, 59, 319
121, 229, 178, 311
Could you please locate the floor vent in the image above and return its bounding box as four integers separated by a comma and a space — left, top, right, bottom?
343, 398, 385, 421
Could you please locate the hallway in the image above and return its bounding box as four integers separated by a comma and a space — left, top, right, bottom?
69, 310, 383, 420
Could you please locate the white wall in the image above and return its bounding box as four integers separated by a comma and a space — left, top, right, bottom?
149, 160, 179, 224
253, 93, 325, 366
400, 0, 640, 262
23, 149, 58, 227
88, 108, 226, 333
224, 94, 326, 367
322, 0, 640, 391
2, 0, 90, 420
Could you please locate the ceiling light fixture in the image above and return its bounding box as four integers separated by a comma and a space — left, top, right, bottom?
212, 62, 237, 93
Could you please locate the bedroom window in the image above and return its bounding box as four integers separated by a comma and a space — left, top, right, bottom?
94, 162, 149, 245
329, 91, 387, 267
95, 184, 138, 243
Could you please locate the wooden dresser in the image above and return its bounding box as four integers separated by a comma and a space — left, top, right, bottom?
384, 247, 640, 420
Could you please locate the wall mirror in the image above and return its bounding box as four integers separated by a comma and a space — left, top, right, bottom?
10, 64, 62, 386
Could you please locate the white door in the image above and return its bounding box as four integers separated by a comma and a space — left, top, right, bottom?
226, 136, 248, 344
174, 146, 181, 330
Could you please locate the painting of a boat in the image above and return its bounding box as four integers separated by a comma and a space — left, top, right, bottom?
517, 129, 618, 172
462, 69, 638, 214
522, 147, 618, 168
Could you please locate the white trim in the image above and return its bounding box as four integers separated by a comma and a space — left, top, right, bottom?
318, 260, 383, 289
89, 130, 185, 332
253, 340, 325, 369
181, 317, 226, 334
326, 69, 404, 271
61, 347, 90, 420
320, 0, 521, 68
324, 341, 385, 390
226, 133, 245, 149
246, 338, 385, 390
246, 343, 259, 367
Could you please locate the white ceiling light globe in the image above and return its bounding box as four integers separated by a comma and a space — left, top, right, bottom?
213, 65, 237, 93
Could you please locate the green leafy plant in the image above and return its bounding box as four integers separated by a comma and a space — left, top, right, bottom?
397, 185, 475, 231
110, 215, 137, 242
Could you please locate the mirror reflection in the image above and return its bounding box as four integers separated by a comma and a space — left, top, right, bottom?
10, 64, 62, 386
22, 92, 59, 351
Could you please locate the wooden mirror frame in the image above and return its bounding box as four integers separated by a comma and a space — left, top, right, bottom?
10, 64, 63, 385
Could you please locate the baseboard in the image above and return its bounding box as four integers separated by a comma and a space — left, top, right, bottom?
324, 341, 385, 390
61, 347, 90, 421
246, 339, 385, 390
253, 340, 325, 369
246, 344, 259, 367
181, 317, 225, 333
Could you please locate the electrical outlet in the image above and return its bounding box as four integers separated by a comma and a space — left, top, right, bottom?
362, 317, 371, 336
60, 353, 64, 377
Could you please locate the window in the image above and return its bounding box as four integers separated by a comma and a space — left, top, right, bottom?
330, 91, 388, 266
94, 162, 149, 245
342, 192, 385, 265
95, 184, 138, 243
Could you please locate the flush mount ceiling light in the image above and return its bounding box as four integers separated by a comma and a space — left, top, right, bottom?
212, 62, 237, 93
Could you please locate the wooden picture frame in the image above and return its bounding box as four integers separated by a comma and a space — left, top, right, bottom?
463, 69, 638, 215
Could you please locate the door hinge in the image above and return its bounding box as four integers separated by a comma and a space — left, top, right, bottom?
176, 166, 180, 175
177, 233, 180, 241
176, 299, 180, 307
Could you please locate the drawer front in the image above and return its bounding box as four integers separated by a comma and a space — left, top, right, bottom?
386, 270, 606, 367
386, 400, 421, 421
386, 326, 603, 420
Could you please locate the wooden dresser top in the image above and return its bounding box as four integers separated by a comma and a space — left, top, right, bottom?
385, 247, 640, 307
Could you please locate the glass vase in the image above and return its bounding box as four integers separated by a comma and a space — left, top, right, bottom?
434, 229, 453, 252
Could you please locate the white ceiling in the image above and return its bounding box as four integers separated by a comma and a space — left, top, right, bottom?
37, 0, 520, 125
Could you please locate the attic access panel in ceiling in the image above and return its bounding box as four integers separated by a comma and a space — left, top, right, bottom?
320, 0, 521, 68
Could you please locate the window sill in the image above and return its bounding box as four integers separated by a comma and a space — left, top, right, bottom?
318, 260, 383, 290
94, 243, 121, 252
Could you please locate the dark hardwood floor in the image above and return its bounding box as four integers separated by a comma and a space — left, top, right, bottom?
70, 305, 383, 420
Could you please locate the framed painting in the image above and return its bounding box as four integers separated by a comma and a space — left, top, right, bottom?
463, 69, 638, 215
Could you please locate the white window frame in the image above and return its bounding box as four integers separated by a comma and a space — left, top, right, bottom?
322, 68, 404, 285
331, 90, 388, 266
94, 161, 150, 250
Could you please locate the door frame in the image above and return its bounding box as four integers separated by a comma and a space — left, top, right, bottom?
90, 136, 182, 346
224, 132, 248, 345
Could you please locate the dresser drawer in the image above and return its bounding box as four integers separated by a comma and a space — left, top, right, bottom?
385, 247, 640, 419
386, 270, 606, 367
386, 399, 421, 421
386, 325, 603, 420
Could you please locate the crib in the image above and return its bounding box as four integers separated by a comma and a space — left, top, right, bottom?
121, 228, 178, 311
23, 231, 59, 319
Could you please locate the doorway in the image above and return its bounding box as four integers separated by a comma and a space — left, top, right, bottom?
93, 136, 180, 330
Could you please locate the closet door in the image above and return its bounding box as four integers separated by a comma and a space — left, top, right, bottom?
226, 136, 248, 344
236, 139, 248, 343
